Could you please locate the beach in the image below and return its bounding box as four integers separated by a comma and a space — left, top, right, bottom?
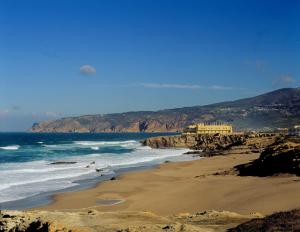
37, 150, 300, 216
0, 132, 192, 209
1, 135, 299, 231
2, 1, 300, 230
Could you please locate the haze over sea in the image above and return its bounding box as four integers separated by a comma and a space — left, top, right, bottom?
0, 132, 192, 209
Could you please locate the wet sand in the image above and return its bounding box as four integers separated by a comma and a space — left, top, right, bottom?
37, 151, 300, 216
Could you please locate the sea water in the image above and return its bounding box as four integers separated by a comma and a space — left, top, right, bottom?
0, 132, 193, 208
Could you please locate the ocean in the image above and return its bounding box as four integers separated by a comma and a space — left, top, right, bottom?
0, 132, 193, 209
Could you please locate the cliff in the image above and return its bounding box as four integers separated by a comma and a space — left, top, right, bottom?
236, 136, 300, 176
142, 134, 248, 152
30, 87, 300, 132
142, 133, 280, 160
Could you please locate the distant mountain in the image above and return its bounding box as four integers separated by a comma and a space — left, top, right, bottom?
30, 88, 300, 132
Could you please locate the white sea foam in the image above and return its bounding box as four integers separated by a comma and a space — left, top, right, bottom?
42, 144, 58, 148
0, 165, 83, 174
74, 140, 137, 146
0, 140, 195, 204
0, 180, 78, 203
0, 145, 20, 150
0, 168, 96, 192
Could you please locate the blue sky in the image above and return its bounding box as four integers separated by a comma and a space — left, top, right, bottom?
0, 0, 299, 131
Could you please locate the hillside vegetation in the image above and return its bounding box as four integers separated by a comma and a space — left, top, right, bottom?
31, 88, 300, 132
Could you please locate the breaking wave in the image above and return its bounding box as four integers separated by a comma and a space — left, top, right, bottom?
0, 145, 20, 150
0, 135, 194, 204
74, 140, 137, 146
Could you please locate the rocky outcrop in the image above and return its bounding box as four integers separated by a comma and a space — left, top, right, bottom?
0, 211, 49, 232
50, 161, 77, 165
0, 210, 262, 232
228, 209, 300, 232
142, 135, 198, 148
235, 137, 300, 176
30, 88, 300, 132
142, 134, 247, 152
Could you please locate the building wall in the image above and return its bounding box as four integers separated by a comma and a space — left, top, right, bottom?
183, 123, 233, 135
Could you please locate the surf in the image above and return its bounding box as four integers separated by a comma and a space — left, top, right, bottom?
0, 145, 20, 150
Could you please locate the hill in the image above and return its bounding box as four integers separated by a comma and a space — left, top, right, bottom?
30, 88, 300, 132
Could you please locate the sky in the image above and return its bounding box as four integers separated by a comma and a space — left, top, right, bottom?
0, 0, 299, 131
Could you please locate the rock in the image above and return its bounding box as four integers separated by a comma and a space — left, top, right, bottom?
0, 210, 49, 232
142, 135, 197, 148
50, 161, 77, 165
184, 150, 203, 155
142, 134, 247, 151
228, 209, 300, 232
142, 133, 280, 159
0, 209, 264, 232
162, 225, 170, 230
235, 137, 300, 176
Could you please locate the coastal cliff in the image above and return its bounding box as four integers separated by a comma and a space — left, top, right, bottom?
2, 135, 300, 232
30, 88, 300, 132
142, 134, 247, 152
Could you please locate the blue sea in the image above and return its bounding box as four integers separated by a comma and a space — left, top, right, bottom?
0, 133, 193, 209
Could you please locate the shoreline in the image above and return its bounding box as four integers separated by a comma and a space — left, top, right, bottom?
0, 147, 194, 211
0, 164, 155, 210
35, 149, 300, 216
35, 158, 196, 212
3, 135, 300, 231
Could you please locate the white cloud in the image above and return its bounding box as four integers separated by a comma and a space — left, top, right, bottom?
273, 75, 296, 87
138, 83, 241, 90
80, 65, 96, 75
278, 75, 295, 83
209, 85, 235, 90
140, 83, 202, 89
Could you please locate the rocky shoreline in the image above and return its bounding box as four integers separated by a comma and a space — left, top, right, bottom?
142, 134, 246, 150
143, 133, 300, 177
142, 133, 277, 152
235, 136, 300, 177
1, 133, 300, 231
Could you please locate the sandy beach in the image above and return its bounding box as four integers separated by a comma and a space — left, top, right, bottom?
37, 151, 300, 216
2, 1, 300, 230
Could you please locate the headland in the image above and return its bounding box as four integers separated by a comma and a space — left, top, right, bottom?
2, 130, 300, 231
